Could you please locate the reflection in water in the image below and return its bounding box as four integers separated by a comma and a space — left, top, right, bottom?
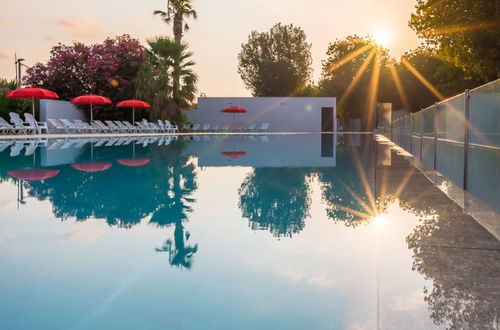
149, 145, 199, 269
155, 223, 198, 269
0, 138, 199, 269
315, 144, 378, 226
402, 188, 500, 328
238, 168, 311, 237
376, 146, 500, 329
0, 135, 498, 327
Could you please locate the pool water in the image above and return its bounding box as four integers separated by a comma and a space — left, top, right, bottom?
0, 134, 499, 330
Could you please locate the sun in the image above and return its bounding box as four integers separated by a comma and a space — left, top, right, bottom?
373, 29, 392, 48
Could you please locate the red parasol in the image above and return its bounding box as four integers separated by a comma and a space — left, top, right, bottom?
221, 106, 247, 128
220, 106, 247, 114
71, 162, 112, 173
220, 151, 247, 159
6, 87, 59, 117
7, 169, 60, 181
116, 99, 150, 124
71, 95, 112, 123
117, 158, 151, 167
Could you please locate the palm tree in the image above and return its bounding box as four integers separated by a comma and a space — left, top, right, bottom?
154, 0, 197, 44
135, 37, 197, 121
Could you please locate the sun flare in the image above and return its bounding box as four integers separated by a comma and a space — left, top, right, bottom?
373, 29, 392, 47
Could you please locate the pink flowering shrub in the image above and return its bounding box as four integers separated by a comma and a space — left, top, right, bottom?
24, 35, 145, 102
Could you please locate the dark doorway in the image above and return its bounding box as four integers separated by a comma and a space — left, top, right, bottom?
321, 107, 334, 132
321, 134, 334, 157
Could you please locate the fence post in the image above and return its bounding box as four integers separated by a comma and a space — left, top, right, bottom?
463, 89, 470, 191
410, 114, 413, 154
433, 102, 438, 170
419, 111, 423, 161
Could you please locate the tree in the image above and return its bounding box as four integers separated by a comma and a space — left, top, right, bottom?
318, 35, 394, 129
154, 0, 197, 44
0, 79, 30, 118
410, 0, 500, 82
237, 23, 313, 96
394, 47, 482, 112
238, 168, 311, 238
23, 35, 145, 103
135, 37, 197, 121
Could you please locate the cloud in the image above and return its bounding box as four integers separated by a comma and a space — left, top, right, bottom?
390, 290, 426, 311
56, 16, 110, 41
59, 221, 108, 243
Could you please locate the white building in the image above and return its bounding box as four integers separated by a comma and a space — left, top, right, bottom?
186, 97, 337, 132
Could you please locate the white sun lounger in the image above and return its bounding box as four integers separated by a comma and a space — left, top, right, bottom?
164, 120, 179, 133
93, 120, 112, 133
258, 123, 270, 132
59, 119, 84, 133
0, 141, 13, 152
10, 142, 25, 157
114, 121, 131, 133
24, 140, 39, 156
0, 117, 18, 134
74, 119, 98, 133
9, 112, 36, 134
246, 123, 257, 132
24, 113, 49, 134
122, 121, 140, 133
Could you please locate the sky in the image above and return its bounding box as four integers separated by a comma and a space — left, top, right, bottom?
0, 0, 422, 97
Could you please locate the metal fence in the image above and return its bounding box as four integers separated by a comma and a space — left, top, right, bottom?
391, 79, 500, 215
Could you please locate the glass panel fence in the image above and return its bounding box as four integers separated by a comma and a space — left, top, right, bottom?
436, 93, 465, 188
389, 79, 499, 217
404, 115, 412, 152
467, 82, 500, 212
411, 112, 422, 157
421, 107, 435, 169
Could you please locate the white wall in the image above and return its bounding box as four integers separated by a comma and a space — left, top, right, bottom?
40, 99, 86, 132
183, 133, 337, 167
186, 97, 336, 132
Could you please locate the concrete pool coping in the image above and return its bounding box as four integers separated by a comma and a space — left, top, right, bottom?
0, 131, 374, 140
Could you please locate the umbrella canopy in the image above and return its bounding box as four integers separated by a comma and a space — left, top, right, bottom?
6, 87, 59, 117
116, 99, 150, 108
221, 106, 247, 129
117, 158, 151, 167
8, 169, 60, 181
71, 95, 112, 123
116, 99, 150, 123
71, 95, 112, 105
6, 88, 59, 99
220, 106, 247, 113
71, 162, 112, 173
221, 151, 247, 159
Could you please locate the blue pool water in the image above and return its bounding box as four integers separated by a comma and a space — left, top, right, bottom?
0, 134, 499, 329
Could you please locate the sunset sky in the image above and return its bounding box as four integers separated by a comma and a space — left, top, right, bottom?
0, 0, 422, 97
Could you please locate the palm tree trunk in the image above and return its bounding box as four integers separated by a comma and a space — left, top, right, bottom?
172, 13, 183, 112
173, 13, 183, 44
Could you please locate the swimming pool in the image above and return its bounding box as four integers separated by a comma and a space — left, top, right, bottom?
0, 134, 498, 329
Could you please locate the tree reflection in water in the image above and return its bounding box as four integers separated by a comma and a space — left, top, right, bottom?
380, 151, 500, 329
402, 182, 500, 329
315, 145, 380, 227
149, 145, 199, 269
0, 140, 200, 269
238, 168, 311, 238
